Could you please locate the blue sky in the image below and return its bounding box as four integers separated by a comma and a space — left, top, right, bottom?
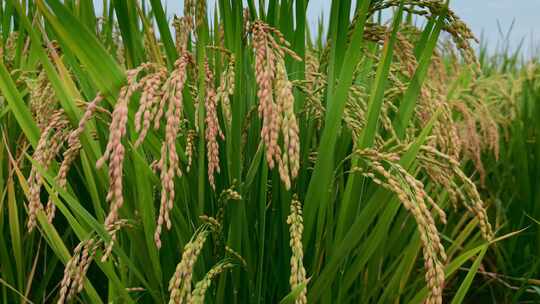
100, 1, 540, 55
452, 1, 540, 56
307, 0, 540, 55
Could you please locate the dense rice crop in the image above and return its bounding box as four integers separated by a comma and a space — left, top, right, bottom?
0, 0, 539, 303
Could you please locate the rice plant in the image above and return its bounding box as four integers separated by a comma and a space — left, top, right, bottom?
0, 0, 538, 303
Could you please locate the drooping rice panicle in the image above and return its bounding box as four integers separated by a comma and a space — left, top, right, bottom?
188, 261, 234, 304
27, 110, 70, 230
252, 20, 301, 189
46, 94, 104, 222
204, 61, 224, 190
354, 148, 446, 304
168, 229, 209, 304
154, 53, 192, 248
